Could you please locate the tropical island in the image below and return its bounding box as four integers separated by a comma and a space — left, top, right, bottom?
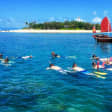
0, 21, 101, 33
24, 20, 100, 30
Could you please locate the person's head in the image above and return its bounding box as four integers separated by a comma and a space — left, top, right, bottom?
49, 64, 54, 67
4, 56, 9, 63
51, 52, 55, 56
72, 63, 77, 68
30, 55, 32, 58
96, 58, 99, 61
92, 54, 96, 57
92, 62, 96, 66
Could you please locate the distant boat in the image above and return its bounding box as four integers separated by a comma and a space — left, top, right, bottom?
92, 25, 96, 33
92, 17, 112, 42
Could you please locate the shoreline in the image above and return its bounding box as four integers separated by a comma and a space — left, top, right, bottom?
0, 29, 100, 33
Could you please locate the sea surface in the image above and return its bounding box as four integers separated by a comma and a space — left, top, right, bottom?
0, 32, 112, 112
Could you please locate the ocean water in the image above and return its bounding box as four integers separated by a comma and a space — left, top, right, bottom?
0, 32, 112, 112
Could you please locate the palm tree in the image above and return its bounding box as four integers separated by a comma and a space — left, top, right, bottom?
25, 21, 29, 25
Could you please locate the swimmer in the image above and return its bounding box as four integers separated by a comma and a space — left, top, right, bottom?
92, 54, 99, 60
72, 63, 85, 72
51, 52, 60, 58
92, 61, 104, 70
4, 56, 9, 64
100, 58, 112, 65
46, 64, 62, 71
105, 58, 110, 65
0, 53, 3, 59
92, 62, 97, 69
22, 55, 32, 60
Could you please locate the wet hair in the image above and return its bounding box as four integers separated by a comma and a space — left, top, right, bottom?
92, 54, 96, 58
92, 62, 96, 66
51, 52, 55, 55
72, 63, 77, 68
49, 64, 54, 67
92, 62, 95, 65
4, 57, 9, 63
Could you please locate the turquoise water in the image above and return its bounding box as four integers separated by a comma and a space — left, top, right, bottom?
0, 32, 112, 112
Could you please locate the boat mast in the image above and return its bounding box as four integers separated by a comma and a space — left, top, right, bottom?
108, 17, 109, 32
108, 23, 109, 35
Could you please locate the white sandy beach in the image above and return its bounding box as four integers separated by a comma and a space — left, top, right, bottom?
0, 29, 100, 33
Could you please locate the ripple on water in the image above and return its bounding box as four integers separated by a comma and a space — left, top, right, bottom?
0, 33, 112, 112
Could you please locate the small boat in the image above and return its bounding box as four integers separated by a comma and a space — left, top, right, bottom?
92, 17, 112, 42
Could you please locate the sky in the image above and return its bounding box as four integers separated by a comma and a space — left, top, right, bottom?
0, 0, 112, 28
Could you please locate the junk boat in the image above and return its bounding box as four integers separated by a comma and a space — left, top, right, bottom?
92, 17, 112, 42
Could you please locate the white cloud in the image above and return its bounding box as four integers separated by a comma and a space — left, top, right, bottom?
93, 11, 97, 15
75, 17, 84, 22
0, 17, 24, 28
104, 10, 108, 15
92, 17, 102, 23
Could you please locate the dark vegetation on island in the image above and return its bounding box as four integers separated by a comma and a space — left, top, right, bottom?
24, 21, 100, 30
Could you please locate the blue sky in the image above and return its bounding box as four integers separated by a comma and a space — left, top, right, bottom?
0, 0, 112, 28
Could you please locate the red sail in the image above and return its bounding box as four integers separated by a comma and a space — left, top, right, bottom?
92, 25, 96, 33
101, 17, 111, 32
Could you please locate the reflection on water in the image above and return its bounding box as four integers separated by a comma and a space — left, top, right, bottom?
94, 41, 112, 55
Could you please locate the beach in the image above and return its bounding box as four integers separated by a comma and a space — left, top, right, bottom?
0, 29, 100, 33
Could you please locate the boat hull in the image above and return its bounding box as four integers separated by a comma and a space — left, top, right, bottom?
92, 34, 112, 42
97, 37, 112, 42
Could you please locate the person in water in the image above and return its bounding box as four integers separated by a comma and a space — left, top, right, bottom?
4, 57, 9, 64
92, 60, 105, 70
72, 63, 84, 72
22, 55, 32, 60
0, 53, 3, 59
105, 58, 110, 65
72, 63, 77, 68
46, 63, 62, 71
92, 54, 99, 60
92, 62, 97, 69
51, 52, 60, 58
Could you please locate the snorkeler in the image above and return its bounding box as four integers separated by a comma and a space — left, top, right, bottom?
92, 62, 97, 69
92, 59, 104, 70
21, 55, 32, 60
46, 64, 62, 71
51, 52, 60, 58
105, 58, 110, 65
92, 54, 99, 60
72, 63, 85, 72
4, 56, 9, 64
0, 53, 3, 59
